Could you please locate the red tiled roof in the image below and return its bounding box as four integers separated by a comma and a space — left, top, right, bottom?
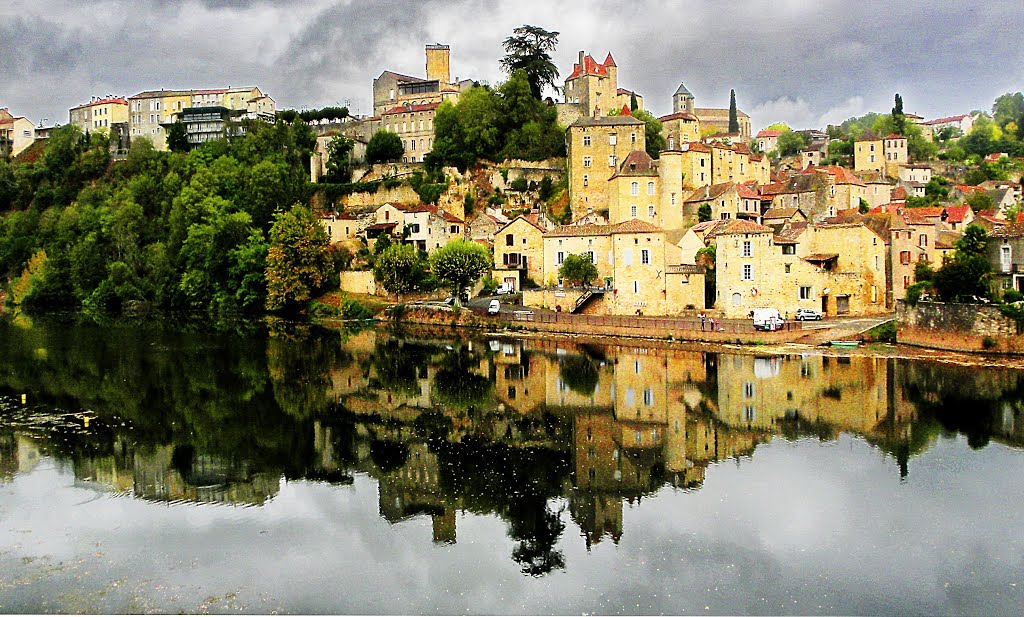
619, 104, 631, 116
911, 207, 944, 217
604, 52, 617, 67
891, 186, 909, 200
567, 53, 611, 79
944, 205, 972, 223
737, 185, 761, 200
612, 149, 656, 176
922, 114, 969, 126
680, 141, 711, 153
381, 102, 440, 115
611, 219, 662, 234
884, 133, 906, 140
756, 130, 783, 138
658, 112, 698, 122
708, 219, 773, 236
72, 97, 129, 110
954, 184, 985, 194
814, 165, 863, 186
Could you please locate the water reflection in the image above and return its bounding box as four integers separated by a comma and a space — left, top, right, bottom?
1, 316, 1024, 578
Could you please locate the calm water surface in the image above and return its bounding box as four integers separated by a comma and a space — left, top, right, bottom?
0, 315, 1023, 615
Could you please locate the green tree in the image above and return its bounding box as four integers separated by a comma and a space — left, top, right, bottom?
698, 203, 712, 222
365, 130, 404, 164
728, 89, 739, 134
934, 224, 991, 302
265, 205, 335, 311
500, 25, 560, 99
891, 93, 906, 136
373, 243, 424, 300
630, 92, 639, 112
776, 129, 809, 156
428, 239, 492, 303
325, 134, 355, 182
633, 109, 667, 159
558, 253, 598, 287
167, 121, 190, 153
966, 191, 994, 212
992, 92, 1024, 130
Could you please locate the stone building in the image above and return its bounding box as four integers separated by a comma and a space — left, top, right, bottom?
127, 86, 274, 150
559, 51, 642, 124
69, 97, 129, 134
567, 113, 646, 217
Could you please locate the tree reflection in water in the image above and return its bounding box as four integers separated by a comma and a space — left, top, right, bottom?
2, 317, 1024, 576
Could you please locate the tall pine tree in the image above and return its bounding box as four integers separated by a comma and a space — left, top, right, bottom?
892, 93, 906, 136
728, 89, 739, 134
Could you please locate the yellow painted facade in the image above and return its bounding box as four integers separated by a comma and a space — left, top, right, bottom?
494, 216, 546, 285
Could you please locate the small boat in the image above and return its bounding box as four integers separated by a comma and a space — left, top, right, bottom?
829, 340, 860, 348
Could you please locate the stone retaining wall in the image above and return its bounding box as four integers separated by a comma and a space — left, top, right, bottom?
897, 300, 1024, 354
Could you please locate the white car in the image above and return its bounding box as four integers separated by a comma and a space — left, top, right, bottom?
795, 308, 823, 321
488, 300, 501, 315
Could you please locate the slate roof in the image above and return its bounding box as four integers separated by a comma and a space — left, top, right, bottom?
612, 150, 657, 177
673, 83, 692, 96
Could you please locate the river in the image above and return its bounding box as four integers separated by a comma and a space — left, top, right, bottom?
1, 315, 1022, 615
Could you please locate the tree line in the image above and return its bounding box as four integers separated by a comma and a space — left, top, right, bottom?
0, 120, 339, 315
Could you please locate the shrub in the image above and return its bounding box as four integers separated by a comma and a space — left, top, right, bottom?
1003, 289, 1023, 303
510, 177, 528, 192
982, 336, 998, 350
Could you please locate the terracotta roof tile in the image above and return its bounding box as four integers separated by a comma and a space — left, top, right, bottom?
708, 219, 773, 236
611, 219, 662, 234
658, 112, 699, 122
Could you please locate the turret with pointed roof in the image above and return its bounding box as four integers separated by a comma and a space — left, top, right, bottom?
673, 83, 695, 114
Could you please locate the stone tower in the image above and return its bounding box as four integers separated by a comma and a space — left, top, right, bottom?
673, 83, 695, 114
425, 44, 451, 85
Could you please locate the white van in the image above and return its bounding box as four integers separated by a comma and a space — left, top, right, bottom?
752, 308, 785, 331
488, 299, 501, 315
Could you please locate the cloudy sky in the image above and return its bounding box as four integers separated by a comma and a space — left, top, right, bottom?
3, 0, 1022, 132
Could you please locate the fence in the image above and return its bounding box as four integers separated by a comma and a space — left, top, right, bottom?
508, 310, 802, 333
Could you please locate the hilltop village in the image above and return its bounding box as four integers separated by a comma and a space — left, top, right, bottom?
3, 37, 1024, 323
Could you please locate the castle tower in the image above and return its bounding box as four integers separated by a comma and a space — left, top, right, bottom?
425, 44, 451, 85
673, 83, 694, 114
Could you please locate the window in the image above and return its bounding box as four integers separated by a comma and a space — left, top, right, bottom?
633, 280, 640, 294
799, 286, 812, 300
900, 250, 911, 265
631, 182, 639, 196
744, 382, 755, 398
647, 182, 655, 195
648, 205, 655, 218
583, 156, 592, 168
742, 264, 752, 280
586, 251, 595, 264
744, 406, 756, 422
641, 249, 650, 265
920, 234, 928, 246
1002, 245, 1012, 271
874, 255, 880, 270
407, 224, 420, 233
609, 155, 617, 167
583, 175, 589, 187
785, 263, 792, 273
631, 205, 637, 218
557, 251, 565, 265
782, 244, 795, 255
506, 234, 514, 247
643, 388, 653, 406
671, 193, 676, 206
631, 133, 637, 145
742, 241, 752, 257
609, 133, 617, 145
583, 135, 591, 146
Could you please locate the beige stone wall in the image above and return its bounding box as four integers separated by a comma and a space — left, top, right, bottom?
607, 231, 669, 315
884, 137, 908, 178
608, 173, 660, 225
495, 218, 544, 284
656, 152, 688, 230
663, 117, 701, 149
854, 139, 884, 174
568, 120, 646, 216
665, 271, 705, 311
340, 185, 421, 209
379, 108, 436, 163
543, 234, 613, 286
339, 271, 377, 295
897, 300, 1024, 353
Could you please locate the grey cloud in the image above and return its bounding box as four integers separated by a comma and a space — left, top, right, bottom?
2, 0, 1023, 131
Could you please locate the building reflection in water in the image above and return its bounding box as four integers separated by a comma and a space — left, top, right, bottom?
3, 326, 1024, 571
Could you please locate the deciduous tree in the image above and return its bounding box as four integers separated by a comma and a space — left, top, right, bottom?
365, 130, 404, 165
428, 239, 492, 302
265, 205, 335, 311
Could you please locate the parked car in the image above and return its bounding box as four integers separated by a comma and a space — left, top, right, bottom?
795, 308, 823, 321
496, 282, 514, 295
488, 299, 501, 315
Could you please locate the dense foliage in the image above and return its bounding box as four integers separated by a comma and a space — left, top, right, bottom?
425, 70, 566, 172
558, 253, 598, 287
0, 120, 333, 315
500, 25, 560, 100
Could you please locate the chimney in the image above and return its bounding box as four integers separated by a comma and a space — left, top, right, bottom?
579, 50, 585, 68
